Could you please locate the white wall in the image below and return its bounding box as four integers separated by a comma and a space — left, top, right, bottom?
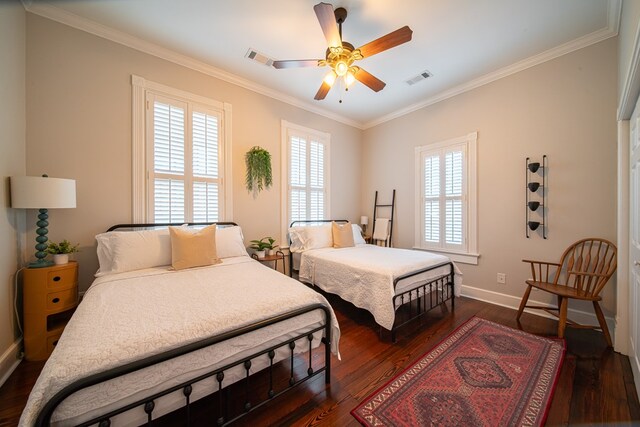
25, 14, 362, 291
0, 1, 27, 381
362, 38, 618, 316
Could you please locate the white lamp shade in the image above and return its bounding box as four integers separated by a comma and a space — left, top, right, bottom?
360, 216, 369, 225
10, 176, 76, 209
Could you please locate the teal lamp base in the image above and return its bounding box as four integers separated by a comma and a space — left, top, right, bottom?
29, 208, 53, 269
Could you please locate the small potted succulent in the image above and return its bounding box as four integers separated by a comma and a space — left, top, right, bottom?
263, 237, 278, 256
249, 237, 278, 258
46, 240, 80, 265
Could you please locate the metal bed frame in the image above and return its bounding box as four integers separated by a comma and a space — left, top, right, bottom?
35, 222, 332, 426
289, 219, 454, 341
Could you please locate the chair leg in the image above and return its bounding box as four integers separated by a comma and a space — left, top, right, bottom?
558, 297, 568, 339
517, 285, 532, 321
593, 301, 613, 347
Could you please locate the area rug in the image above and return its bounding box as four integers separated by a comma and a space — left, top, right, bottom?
351, 317, 565, 426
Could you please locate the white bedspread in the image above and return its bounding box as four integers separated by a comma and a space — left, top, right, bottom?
20, 257, 340, 426
299, 245, 462, 330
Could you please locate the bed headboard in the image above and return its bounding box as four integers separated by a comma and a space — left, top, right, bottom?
106, 222, 239, 232
288, 219, 349, 246
289, 219, 348, 228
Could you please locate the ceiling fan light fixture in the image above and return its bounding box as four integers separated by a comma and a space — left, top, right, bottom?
345, 70, 356, 87
335, 60, 348, 76
272, 3, 412, 101
324, 71, 337, 86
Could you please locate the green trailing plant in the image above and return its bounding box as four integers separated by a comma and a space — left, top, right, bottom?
249, 237, 277, 251
245, 146, 272, 196
46, 239, 80, 255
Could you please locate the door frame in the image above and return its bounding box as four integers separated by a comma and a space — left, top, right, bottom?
617, 9, 640, 398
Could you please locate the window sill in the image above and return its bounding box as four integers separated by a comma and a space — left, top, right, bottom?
412, 247, 480, 265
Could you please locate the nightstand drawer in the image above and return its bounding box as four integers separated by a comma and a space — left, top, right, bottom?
47, 333, 62, 354
47, 267, 77, 290
46, 289, 77, 311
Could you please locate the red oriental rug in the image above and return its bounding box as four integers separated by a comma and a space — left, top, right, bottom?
351, 317, 565, 427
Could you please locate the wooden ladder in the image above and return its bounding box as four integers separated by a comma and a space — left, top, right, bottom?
371, 190, 396, 247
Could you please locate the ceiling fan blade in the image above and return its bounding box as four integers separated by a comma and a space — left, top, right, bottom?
314, 81, 332, 100
357, 26, 413, 58
314, 2, 342, 48
353, 67, 386, 92
273, 59, 322, 69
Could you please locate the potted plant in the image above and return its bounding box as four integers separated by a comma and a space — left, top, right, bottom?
249, 238, 271, 259
46, 239, 80, 265
245, 146, 272, 197
263, 237, 278, 256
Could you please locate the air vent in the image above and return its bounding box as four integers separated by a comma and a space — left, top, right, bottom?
245, 48, 274, 67
405, 70, 432, 86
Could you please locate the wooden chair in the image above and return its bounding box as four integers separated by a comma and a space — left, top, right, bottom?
516, 238, 617, 346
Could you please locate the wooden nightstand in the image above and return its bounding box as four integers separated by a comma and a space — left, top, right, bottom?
251, 251, 287, 275
23, 261, 78, 361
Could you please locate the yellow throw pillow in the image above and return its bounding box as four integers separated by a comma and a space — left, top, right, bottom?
332, 221, 355, 248
169, 225, 221, 270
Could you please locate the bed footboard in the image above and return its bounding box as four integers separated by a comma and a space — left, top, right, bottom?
35, 304, 332, 427
390, 262, 455, 342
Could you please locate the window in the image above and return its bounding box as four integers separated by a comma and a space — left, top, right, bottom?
415, 132, 478, 264
281, 120, 330, 243
132, 76, 232, 223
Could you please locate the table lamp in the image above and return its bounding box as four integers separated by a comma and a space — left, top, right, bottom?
360, 215, 369, 234
10, 175, 76, 268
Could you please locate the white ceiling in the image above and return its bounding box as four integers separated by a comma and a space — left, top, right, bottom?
25, 0, 620, 128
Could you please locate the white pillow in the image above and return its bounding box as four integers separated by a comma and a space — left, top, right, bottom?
297, 224, 333, 251
352, 224, 366, 245
216, 226, 249, 258
288, 226, 307, 253
95, 228, 171, 276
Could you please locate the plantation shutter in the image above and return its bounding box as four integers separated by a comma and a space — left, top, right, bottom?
420, 144, 466, 250
148, 94, 223, 223
287, 129, 328, 225
152, 98, 186, 223
444, 148, 464, 247
192, 109, 221, 222
309, 140, 325, 221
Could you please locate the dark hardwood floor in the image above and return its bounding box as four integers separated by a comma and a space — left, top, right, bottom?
1, 294, 638, 426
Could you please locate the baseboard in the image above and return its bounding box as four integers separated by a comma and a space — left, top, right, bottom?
0, 338, 23, 388
460, 285, 616, 339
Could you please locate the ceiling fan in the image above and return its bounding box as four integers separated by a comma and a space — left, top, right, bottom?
272, 2, 413, 101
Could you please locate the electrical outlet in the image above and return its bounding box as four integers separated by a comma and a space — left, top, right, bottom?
497, 273, 506, 284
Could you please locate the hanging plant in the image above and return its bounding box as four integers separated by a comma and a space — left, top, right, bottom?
245, 146, 273, 196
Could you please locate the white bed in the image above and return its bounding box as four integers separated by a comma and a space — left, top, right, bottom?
21, 255, 340, 426
298, 244, 462, 331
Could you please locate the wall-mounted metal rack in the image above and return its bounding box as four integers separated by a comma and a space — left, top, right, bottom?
526, 155, 547, 239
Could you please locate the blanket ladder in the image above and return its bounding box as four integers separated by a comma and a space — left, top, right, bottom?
371, 189, 396, 247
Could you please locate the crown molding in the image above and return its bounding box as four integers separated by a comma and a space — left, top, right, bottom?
363, 0, 621, 129
23, 2, 364, 130
24, 0, 620, 131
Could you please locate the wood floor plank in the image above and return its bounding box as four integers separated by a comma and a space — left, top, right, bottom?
0, 296, 638, 426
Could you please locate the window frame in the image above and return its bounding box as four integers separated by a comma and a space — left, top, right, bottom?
414, 132, 479, 265
280, 120, 331, 246
132, 75, 233, 223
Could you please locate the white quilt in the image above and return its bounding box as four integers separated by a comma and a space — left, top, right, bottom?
299, 245, 462, 330
20, 257, 340, 426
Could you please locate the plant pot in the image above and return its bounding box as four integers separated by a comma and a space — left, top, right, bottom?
267, 249, 276, 256
53, 254, 69, 265
255, 250, 266, 259
527, 182, 540, 192
528, 221, 541, 231
527, 201, 540, 211
527, 162, 540, 173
